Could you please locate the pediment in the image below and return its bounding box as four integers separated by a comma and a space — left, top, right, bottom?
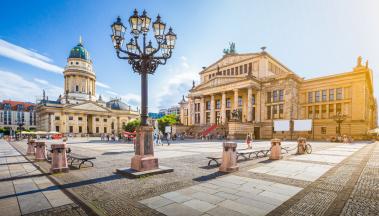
67, 102, 109, 112
203, 53, 258, 73
195, 76, 246, 90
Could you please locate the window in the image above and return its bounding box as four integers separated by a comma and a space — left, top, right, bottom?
336, 103, 342, 113
329, 104, 334, 114
279, 104, 284, 118
206, 101, 211, 110
321, 127, 326, 134
79, 126, 82, 133
249, 63, 252, 74
267, 106, 271, 119
96, 127, 99, 133
76, 85, 79, 92
252, 94, 256, 105
226, 98, 231, 108
223, 70, 226, 75
208, 74, 211, 79
69, 126, 73, 133
76, 62, 79, 65
315, 106, 320, 118
78, 117, 83, 121
308, 106, 313, 119
104, 127, 107, 133
238, 96, 243, 107
206, 112, 210, 124
252, 107, 256, 121
104, 118, 107, 122
227, 69, 230, 75
244, 64, 247, 73
308, 92, 313, 103
111, 122, 114, 130
273, 91, 278, 102
96, 118, 99, 122
267, 92, 272, 103
69, 116, 73, 121
273, 105, 278, 115
239, 65, 243, 75
329, 89, 334, 101
235, 67, 238, 74
231, 68, 234, 75
322, 90, 327, 101
336, 88, 343, 100
56, 126, 60, 132
216, 100, 221, 109
55, 116, 60, 120
279, 90, 284, 101
315, 91, 320, 102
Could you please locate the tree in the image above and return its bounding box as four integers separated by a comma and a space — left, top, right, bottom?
123, 119, 141, 132
157, 114, 178, 133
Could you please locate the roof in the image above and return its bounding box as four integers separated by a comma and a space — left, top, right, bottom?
1, 100, 35, 110
69, 42, 90, 60
106, 99, 131, 111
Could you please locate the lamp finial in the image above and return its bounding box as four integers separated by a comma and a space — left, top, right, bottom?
79, 35, 83, 45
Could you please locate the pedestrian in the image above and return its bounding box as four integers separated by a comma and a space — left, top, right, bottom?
157, 132, 162, 146
246, 133, 252, 149
106, 134, 110, 141
166, 133, 171, 146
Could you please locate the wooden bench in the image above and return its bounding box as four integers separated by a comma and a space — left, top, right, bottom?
206, 156, 221, 166
67, 153, 96, 169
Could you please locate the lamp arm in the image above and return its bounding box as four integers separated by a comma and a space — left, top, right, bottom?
134, 36, 143, 55
116, 51, 131, 60
118, 47, 140, 58
149, 40, 163, 56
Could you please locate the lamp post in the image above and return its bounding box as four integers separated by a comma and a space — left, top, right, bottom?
111, 10, 176, 172
333, 112, 346, 137
17, 121, 24, 140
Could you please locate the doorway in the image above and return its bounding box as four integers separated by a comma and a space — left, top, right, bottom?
254, 127, 260, 140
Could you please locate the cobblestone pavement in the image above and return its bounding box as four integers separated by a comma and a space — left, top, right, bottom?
0, 140, 86, 216
8, 138, 376, 216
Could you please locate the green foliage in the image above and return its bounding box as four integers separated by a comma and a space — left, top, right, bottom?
157, 114, 178, 133
0, 127, 10, 135
123, 119, 141, 132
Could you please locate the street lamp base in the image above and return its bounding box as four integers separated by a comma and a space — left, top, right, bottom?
131, 125, 159, 171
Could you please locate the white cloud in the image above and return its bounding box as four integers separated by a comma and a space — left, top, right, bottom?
0, 39, 63, 74
0, 70, 63, 102
96, 81, 111, 89
33, 78, 49, 85
120, 93, 141, 107
105, 90, 118, 96
154, 56, 199, 110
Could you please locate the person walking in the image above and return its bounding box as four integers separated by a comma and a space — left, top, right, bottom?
166, 133, 171, 146
157, 132, 162, 146
246, 133, 252, 149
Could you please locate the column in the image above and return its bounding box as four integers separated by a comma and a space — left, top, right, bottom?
200, 96, 205, 125
233, 89, 239, 110
221, 92, 226, 124
210, 94, 215, 124
256, 91, 261, 122
247, 87, 253, 122
188, 97, 194, 125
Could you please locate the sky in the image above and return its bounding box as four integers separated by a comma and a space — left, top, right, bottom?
0, 0, 378, 113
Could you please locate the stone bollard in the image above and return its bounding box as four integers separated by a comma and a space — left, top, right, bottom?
27, 139, 36, 155
297, 137, 306, 154
50, 144, 69, 173
219, 142, 239, 172
270, 138, 282, 160
35, 142, 46, 161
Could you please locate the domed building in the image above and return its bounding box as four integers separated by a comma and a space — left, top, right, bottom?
36, 38, 139, 135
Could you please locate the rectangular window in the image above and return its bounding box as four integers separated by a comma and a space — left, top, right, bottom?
273, 90, 278, 102
55, 126, 60, 132
315, 91, 320, 102
322, 90, 327, 101
308, 106, 313, 119
252, 107, 256, 121
208, 74, 211, 79
104, 118, 107, 122
231, 68, 234, 75
235, 67, 238, 74
238, 96, 243, 107
279, 90, 284, 101
78, 117, 83, 121
226, 98, 231, 108
104, 127, 107, 133
267, 106, 271, 119
321, 127, 326, 134
206, 101, 211, 110
249, 63, 252, 74
308, 92, 313, 103
216, 100, 221, 109
329, 104, 334, 114
223, 70, 226, 75
69, 126, 73, 133
55, 116, 60, 120
244, 64, 247, 73
96, 127, 99, 133
279, 104, 283, 118
267, 92, 272, 103
227, 69, 230, 75
336, 103, 342, 113
206, 112, 210, 124
239, 65, 243, 74
329, 89, 334, 101
79, 126, 82, 133
96, 118, 99, 122
252, 94, 255, 105
315, 106, 320, 118
336, 88, 342, 100
273, 105, 278, 114
69, 116, 73, 121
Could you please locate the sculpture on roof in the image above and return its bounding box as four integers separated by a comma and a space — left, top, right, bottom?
223, 42, 236, 55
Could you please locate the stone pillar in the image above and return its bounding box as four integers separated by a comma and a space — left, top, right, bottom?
50, 144, 69, 173
200, 97, 205, 125
130, 126, 158, 171
270, 138, 282, 160
233, 89, 239, 110
247, 87, 253, 122
256, 91, 261, 122
210, 94, 215, 124
221, 92, 226, 124
35, 141, 46, 161
219, 142, 239, 172
189, 98, 195, 125
27, 139, 36, 155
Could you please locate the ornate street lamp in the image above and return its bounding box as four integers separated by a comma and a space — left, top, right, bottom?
333, 112, 346, 137
111, 10, 176, 173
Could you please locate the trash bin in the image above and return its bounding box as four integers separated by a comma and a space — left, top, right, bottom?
35, 141, 46, 161
270, 139, 282, 160
50, 144, 69, 173
219, 142, 239, 172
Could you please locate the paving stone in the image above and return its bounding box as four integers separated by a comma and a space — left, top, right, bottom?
190, 192, 225, 204
234, 197, 277, 213
206, 206, 247, 216
183, 199, 216, 212
161, 191, 192, 203
0, 197, 21, 216
190, 185, 219, 194
13, 182, 39, 194
213, 191, 240, 200
156, 203, 202, 216
42, 190, 73, 207
18, 192, 52, 215
0, 181, 15, 196
218, 199, 266, 216
140, 196, 174, 209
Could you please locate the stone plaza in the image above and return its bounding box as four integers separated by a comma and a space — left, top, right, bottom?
1, 137, 378, 215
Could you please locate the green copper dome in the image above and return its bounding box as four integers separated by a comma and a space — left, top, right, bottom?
69, 43, 90, 60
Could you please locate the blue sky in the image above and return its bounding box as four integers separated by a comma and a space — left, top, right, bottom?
0, 0, 378, 113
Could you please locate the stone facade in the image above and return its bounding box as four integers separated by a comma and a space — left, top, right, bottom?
36, 39, 139, 135
0, 100, 37, 130
179, 50, 377, 140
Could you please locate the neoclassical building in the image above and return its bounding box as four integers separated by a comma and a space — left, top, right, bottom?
179, 48, 377, 140
36, 39, 139, 135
